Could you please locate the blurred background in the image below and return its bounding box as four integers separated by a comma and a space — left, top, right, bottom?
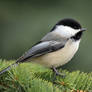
0, 0, 91, 72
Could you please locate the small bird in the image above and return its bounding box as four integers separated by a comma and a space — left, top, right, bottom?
0, 18, 86, 76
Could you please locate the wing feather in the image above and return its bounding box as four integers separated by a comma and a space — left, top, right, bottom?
16, 41, 65, 63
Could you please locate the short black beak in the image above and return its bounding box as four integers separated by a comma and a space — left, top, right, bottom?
81, 28, 87, 31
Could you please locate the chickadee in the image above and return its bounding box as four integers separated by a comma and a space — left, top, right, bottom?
0, 18, 86, 76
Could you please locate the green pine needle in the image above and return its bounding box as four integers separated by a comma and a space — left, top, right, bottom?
0, 59, 92, 92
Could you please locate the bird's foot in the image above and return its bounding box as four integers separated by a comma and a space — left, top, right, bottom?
52, 67, 66, 81
55, 72, 66, 78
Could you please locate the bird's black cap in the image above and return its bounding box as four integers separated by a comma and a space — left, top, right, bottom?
56, 18, 82, 29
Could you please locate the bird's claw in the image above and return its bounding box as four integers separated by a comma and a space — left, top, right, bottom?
56, 72, 66, 78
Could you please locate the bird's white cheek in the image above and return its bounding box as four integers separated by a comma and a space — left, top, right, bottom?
54, 25, 80, 38
54, 26, 71, 38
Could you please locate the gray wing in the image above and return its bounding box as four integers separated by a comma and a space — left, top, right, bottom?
16, 41, 65, 63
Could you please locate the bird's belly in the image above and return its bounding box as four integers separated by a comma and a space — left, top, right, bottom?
32, 40, 80, 68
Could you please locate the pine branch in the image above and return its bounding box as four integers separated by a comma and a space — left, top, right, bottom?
0, 59, 92, 92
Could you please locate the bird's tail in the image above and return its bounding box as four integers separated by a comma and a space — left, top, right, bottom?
0, 62, 18, 75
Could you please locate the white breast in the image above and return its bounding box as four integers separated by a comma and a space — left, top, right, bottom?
32, 39, 80, 68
